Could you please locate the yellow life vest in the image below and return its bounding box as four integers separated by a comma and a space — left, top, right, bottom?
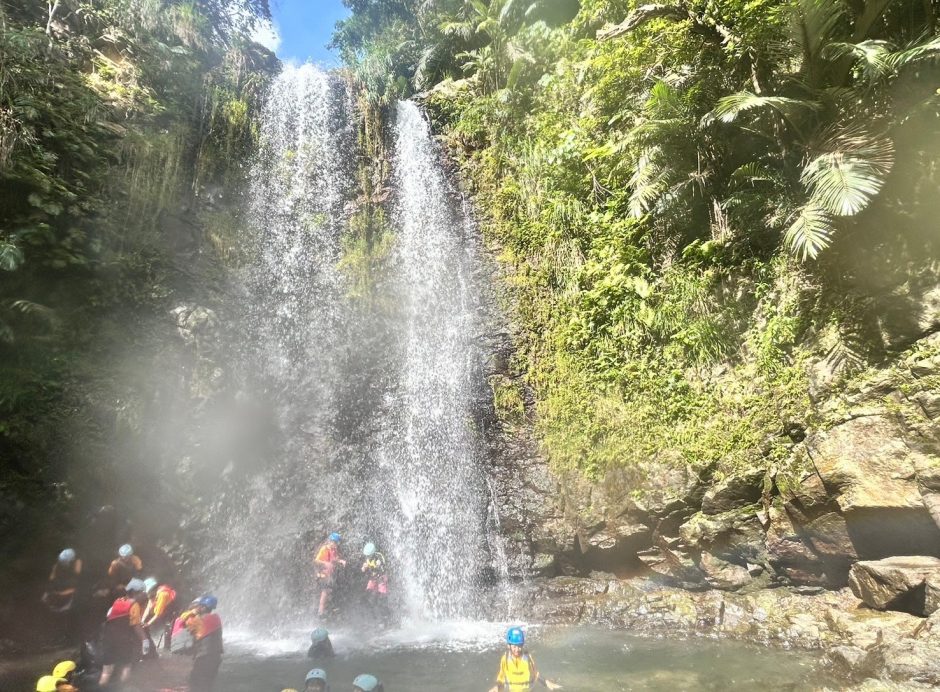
498, 651, 537, 691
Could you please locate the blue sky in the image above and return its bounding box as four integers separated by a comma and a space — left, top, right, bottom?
255, 0, 351, 66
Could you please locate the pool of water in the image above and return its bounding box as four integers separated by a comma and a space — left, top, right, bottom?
211, 623, 832, 691
3, 622, 837, 690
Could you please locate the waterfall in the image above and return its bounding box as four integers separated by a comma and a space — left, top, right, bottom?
201, 69, 497, 633
372, 101, 488, 621
203, 64, 359, 629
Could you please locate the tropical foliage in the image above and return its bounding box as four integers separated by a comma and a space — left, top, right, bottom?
0, 0, 275, 546
335, 0, 940, 477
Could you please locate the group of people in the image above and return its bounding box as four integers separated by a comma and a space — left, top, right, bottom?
36, 530, 562, 691
312, 533, 388, 621
279, 668, 385, 692
38, 543, 223, 691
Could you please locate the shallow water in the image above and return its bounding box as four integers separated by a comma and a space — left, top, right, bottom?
211, 624, 833, 691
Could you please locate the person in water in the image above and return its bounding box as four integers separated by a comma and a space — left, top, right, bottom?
42, 548, 82, 612
107, 544, 142, 595
98, 578, 149, 687
307, 627, 335, 659
51, 659, 92, 691
360, 542, 389, 616
185, 594, 224, 692
352, 674, 383, 692
488, 627, 562, 692
313, 532, 346, 617
304, 667, 329, 691
35, 675, 72, 692
142, 576, 177, 650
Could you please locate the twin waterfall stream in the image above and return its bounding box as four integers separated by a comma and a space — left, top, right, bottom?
203, 64, 496, 632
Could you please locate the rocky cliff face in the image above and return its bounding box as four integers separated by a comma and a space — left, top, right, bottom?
492, 329, 940, 593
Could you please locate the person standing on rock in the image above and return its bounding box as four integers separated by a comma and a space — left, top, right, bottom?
313, 532, 346, 617
488, 627, 562, 692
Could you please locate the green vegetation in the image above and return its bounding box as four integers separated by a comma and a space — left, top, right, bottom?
0, 0, 275, 545
334, 0, 940, 478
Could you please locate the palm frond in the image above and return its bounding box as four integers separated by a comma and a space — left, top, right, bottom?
702, 91, 822, 127
801, 131, 893, 215
415, 43, 445, 89
784, 202, 835, 259
0, 240, 24, 271
729, 161, 785, 187
628, 147, 669, 218
9, 299, 59, 327
794, 0, 844, 61
823, 40, 894, 80
440, 20, 475, 40
886, 34, 940, 69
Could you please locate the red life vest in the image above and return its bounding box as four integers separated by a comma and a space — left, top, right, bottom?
198, 612, 222, 639
107, 597, 134, 621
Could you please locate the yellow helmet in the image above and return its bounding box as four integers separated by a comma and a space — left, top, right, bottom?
52, 661, 76, 678
36, 676, 64, 692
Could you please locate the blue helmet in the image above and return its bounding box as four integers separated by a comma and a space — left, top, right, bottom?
126, 578, 146, 593
363, 542, 376, 557
506, 627, 525, 646
352, 674, 380, 691
310, 627, 329, 644
198, 594, 218, 611
305, 668, 327, 683
118, 544, 133, 558
328, 532, 341, 542
143, 577, 159, 593
58, 548, 76, 564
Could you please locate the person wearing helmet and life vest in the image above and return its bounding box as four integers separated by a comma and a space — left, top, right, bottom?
98, 578, 149, 687
352, 673, 384, 692
108, 544, 142, 595
50, 660, 86, 691
313, 532, 346, 617
35, 674, 72, 692
304, 667, 330, 691
142, 577, 177, 650
186, 594, 224, 692
361, 543, 388, 597
488, 627, 562, 692
42, 548, 82, 613
360, 542, 390, 624
307, 626, 335, 659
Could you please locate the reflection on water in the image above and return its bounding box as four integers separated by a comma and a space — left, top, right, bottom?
211, 626, 832, 691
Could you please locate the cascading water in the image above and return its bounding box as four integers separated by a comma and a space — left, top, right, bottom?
371, 101, 489, 621
201, 67, 500, 636
202, 64, 359, 630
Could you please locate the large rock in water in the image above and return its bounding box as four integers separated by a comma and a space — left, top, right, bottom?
849, 557, 940, 616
